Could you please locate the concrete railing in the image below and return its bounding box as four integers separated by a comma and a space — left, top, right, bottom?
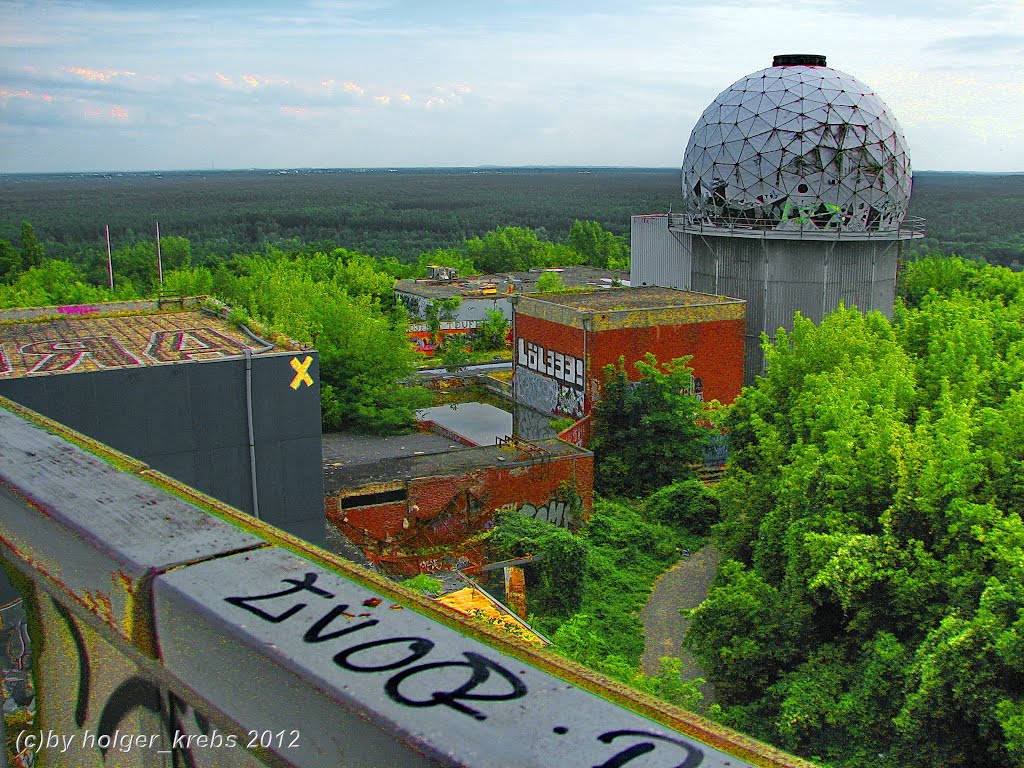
0, 397, 816, 768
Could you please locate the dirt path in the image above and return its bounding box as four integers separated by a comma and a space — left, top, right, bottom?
640, 545, 720, 703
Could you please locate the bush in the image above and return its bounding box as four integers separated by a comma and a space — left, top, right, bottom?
646, 479, 721, 535
488, 512, 589, 616
400, 574, 443, 596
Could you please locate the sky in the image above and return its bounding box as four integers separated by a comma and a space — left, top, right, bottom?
1, 0, 1022, 174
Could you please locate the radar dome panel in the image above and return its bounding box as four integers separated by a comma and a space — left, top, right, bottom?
682, 60, 912, 232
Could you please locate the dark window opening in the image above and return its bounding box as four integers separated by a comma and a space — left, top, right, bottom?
342, 488, 408, 509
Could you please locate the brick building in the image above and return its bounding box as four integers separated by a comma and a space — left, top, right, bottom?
511, 286, 746, 419
324, 438, 593, 577
396, 265, 629, 353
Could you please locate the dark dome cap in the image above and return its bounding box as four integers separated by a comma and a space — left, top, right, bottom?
773, 54, 827, 67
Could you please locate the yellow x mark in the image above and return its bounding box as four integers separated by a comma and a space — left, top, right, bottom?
289, 356, 313, 390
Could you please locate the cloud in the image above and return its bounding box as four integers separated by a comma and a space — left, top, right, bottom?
0, 88, 54, 103
63, 66, 135, 82
927, 33, 1024, 55
2, 0, 1022, 172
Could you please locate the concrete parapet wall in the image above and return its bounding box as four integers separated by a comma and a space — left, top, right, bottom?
0, 297, 204, 323
0, 399, 816, 768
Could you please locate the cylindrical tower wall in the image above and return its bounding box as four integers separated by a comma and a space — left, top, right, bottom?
690, 236, 898, 382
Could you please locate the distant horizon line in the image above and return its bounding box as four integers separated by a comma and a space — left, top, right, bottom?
2, 165, 1022, 177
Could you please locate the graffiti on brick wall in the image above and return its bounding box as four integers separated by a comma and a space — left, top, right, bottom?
409, 319, 481, 334
515, 367, 558, 414
519, 499, 571, 528
556, 386, 584, 418
515, 367, 584, 418
516, 338, 584, 387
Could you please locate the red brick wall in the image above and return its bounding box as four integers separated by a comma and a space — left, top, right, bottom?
326, 453, 594, 577
514, 314, 584, 360
515, 309, 744, 411
589, 319, 745, 406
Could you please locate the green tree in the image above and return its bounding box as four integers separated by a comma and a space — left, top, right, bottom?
424, 296, 462, 344
567, 219, 625, 268
488, 511, 589, 616
440, 338, 471, 372
474, 307, 509, 351
535, 271, 567, 293
0, 260, 138, 309
463, 226, 580, 273
686, 289, 1024, 767
646, 478, 720, 534
161, 267, 214, 297
19, 221, 44, 271
215, 249, 430, 433
590, 354, 708, 498
0, 241, 19, 284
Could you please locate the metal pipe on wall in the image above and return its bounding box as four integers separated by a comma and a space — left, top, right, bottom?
244, 349, 260, 520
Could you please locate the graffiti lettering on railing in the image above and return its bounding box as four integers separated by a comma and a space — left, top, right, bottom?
384, 652, 528, 720
224, 572, 529, 721
49, 598, 247, 765
591, 729, 705, 768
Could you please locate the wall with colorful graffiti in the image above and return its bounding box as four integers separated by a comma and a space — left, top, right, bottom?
512, 314, 586, 419
513, 301, 745, 418
0, 312, 280, 378
326, 443, 594, 577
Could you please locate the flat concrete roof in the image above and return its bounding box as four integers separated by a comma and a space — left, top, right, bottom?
518, 285, 744, 312
396, 266, 629, 301
323, 436, 588, 493
0, 302, 297, 379
323, 430, 464, 467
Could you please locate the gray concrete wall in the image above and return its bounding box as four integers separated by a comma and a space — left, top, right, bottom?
0, 351, 324, 544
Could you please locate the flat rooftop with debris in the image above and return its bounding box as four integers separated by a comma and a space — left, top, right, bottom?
0, 300, 298, 378
395, 265, 629, 300
525, 285, 744, 311
323, 436, 588, 493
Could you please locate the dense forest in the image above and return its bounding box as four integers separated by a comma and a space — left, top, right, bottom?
1, 168, 1021, 268
0, 168, 672, 266
687, 257, 1024, 767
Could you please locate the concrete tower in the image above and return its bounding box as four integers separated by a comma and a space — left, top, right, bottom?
631, 54, 924, 381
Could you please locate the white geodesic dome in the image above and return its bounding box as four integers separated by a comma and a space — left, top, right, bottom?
682, 55, 912, 233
